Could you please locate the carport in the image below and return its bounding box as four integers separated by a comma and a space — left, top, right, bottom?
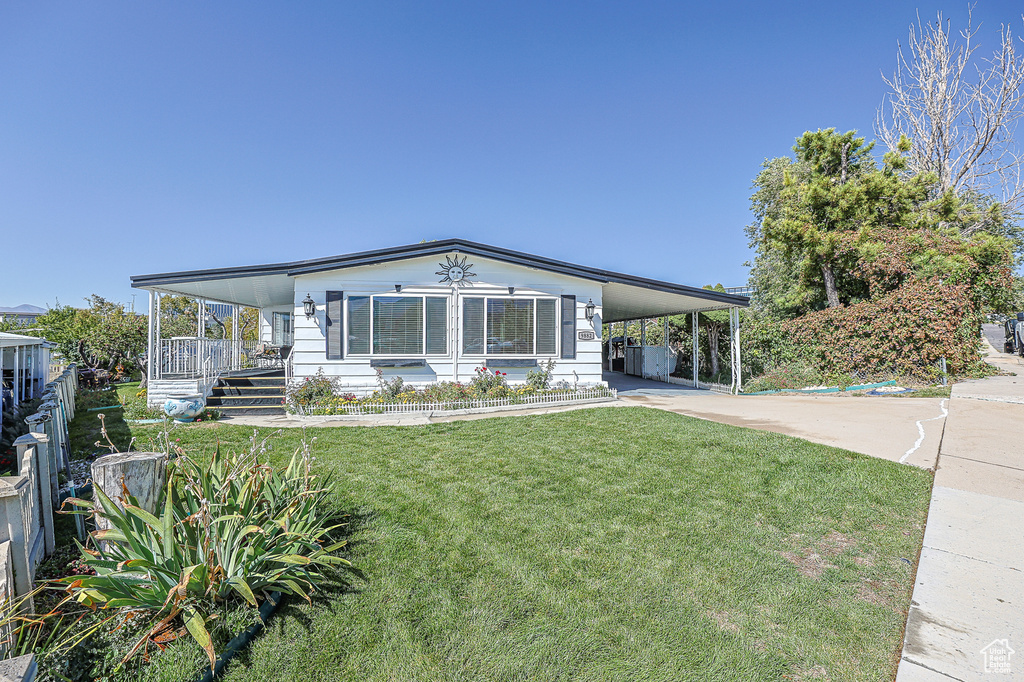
600, 283, 748, 394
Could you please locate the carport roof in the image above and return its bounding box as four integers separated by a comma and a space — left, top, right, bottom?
131, 238, 748, 321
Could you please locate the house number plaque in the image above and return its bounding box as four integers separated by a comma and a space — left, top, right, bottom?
577, 330, 596, 341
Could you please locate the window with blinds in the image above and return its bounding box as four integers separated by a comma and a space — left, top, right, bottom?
425, 297, 448, 354
537, 299, 557, 355
463, 298, 485, 355
347, 295, 448, 355
373, 297, 422, 354
462, 297, 559, 356
348, 297, 370, 354
488, 299, 534, 354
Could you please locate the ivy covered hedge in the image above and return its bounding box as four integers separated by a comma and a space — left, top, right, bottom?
784, 279, 985, 380
742, 278, 990, 390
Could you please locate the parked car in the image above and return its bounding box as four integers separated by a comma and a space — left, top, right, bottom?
1008, 313, 1024, 354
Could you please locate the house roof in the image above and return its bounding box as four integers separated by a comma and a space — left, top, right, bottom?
131, 238, 748, 321
0, 332, 51, 348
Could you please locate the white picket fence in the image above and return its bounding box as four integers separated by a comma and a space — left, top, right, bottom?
293, 386, 617, 416
665, 375, 733, 395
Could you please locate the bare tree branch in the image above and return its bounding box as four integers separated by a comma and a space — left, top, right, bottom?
876, 9, 1024, 219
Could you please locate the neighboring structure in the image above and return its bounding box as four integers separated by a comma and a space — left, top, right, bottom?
131, 239, 749, 411
1, 333, 54, 435
1, 333, 52, 411
0, 305, 45, 327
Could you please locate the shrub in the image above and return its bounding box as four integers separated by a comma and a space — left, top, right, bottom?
421, 381, 473, 403
783, 278, 986, 381
374, 368, 405, 398
470, 367, 510, 398
60, 436, 349, 669
742, 362, 824, 393
287, 368, 341, 408
740, 314, 801, 379
526, 359, 556, 390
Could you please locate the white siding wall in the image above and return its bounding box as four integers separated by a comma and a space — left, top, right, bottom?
288, 254, 604, 395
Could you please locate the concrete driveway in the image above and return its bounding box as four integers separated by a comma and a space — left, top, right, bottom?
610, 372, 947, 469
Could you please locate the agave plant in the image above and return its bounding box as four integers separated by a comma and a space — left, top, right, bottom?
60, 438, 349, 668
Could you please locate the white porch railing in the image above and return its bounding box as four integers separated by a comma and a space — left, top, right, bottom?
157, 339, 268, 379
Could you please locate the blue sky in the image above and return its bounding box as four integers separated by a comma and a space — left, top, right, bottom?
2, 1, 1022, 309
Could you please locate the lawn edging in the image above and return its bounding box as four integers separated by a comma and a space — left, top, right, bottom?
742, 380, 897, 395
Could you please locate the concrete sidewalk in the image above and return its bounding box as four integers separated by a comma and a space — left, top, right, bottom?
897, 345, 1024, 681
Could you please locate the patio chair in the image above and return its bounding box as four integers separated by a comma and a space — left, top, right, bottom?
247, 343, 282, 369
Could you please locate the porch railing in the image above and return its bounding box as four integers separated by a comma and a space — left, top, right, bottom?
157, 338, 265, 379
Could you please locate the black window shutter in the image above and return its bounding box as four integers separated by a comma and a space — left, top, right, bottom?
561, 295, 576, 359
326, 291, 343, 359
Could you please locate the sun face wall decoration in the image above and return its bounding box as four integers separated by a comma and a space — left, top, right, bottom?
436, 254, 476, 286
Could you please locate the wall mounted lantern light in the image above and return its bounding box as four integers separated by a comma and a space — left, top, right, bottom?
508, 286, 515, 295
585, 298, 596, 321
395, 284, 403, 293
302, 293, 316, 319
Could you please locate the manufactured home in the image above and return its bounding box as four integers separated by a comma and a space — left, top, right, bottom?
131, 239, 748, 414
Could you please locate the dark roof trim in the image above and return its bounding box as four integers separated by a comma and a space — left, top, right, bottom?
131, 238, 749, 307
131, 262, 294, 287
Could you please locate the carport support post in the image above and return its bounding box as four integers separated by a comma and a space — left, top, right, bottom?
640, 319, 646, 379
732, 307, 742, 394
147, 290, 155, 384
691, 312, 699, 389
663, 316, 669, 383
729, 307, 738, 395
155, 293, 162, 380
231, 304, 240, 371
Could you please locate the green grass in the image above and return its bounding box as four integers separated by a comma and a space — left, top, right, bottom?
125, 407, 931, 682
66, 385, 133, 458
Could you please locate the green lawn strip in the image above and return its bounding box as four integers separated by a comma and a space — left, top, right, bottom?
66, 385, 135, 459
127, 408, 930, 682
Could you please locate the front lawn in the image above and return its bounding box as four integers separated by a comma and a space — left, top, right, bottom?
127, 407, 930, 682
